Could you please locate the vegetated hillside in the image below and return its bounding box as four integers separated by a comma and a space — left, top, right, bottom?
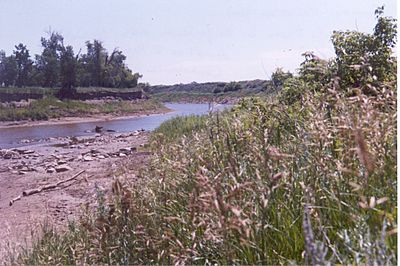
146, 79, 274, 103
147, 79, 270, 94
14, 8, 397, 265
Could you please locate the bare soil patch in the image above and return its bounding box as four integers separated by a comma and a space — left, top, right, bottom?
0, 130, 151, 260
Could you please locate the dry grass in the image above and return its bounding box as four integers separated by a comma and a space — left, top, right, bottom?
13, 77, 396, 264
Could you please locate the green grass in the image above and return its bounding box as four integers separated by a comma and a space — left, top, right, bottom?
152, 114, 209, 142
151, 89, 269, 103
0, 96, 166, 121
13, 82, 397, 264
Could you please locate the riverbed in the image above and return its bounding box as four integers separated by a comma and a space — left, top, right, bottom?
0, 103, 229, 148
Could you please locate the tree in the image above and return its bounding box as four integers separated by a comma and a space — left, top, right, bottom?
14, 43, 33, 87
0, 50, 6, 86
331, 6, 396, 91
78, 40, 108, 87
79, 41, 141, 88
271, 68, 293, 89
36, 31, 64, 87
298, 52, 335, 90
0, 54, 18, 87
59, 45, 77, 98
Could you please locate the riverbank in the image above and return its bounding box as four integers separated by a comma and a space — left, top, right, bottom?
0, 97, 167, 122
0, 130, 152, 262
0, 106, 172, 129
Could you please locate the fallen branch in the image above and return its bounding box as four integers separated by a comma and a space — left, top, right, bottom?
9, 170, 86, 206
9, 195, 21, 206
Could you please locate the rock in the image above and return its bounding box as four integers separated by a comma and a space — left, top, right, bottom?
131, 147, 137, 152
23, 150, 35, 154
20, 166, 29, 172
55, 165, 72, 172
97, 155, 106, 159
83, 155, 94, 162
57, 160, 67, 165
3, 153, 13, 159
119, 153, 127, 157
47, 167, 56, 173
119, 147, 131, 153
95, 126, 103, 133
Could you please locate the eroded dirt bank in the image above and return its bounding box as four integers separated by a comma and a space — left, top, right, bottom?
0, 130, 151, 260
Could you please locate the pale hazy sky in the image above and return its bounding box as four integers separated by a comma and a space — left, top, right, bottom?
0, 0, 397, 85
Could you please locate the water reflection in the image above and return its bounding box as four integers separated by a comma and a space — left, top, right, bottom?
0, 103, 230, 148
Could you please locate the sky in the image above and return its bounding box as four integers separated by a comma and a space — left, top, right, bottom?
0, 0, 397, 85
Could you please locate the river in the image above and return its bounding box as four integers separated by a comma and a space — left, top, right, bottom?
0, 103, 230, 149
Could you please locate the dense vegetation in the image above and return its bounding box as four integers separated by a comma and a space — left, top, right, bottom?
148, 80, 272, 103
13, 8, 396, 265
0, 31, 141, 95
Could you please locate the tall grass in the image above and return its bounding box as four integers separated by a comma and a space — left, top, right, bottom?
15, 80, 396, 264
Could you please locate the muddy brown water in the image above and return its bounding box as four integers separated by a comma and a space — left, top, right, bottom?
0, 103, 230, 149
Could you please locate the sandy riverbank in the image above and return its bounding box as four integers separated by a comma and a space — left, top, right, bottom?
0, 130, 152, 261
0, 107, 172, 129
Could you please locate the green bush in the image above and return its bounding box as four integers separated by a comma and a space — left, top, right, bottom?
223, 81, 242, 92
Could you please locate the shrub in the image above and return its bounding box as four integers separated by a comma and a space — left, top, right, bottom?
223, 81, 242, 92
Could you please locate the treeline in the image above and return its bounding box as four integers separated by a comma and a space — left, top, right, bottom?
0, 31, 141, 92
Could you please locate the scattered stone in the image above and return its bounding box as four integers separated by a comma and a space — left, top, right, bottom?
47, 168, 56, 173
55, 165, 72, 172
119, 147, 131, 153
22, 150, 35, 155
83, 155, 94, 162
95, 126, 103, 133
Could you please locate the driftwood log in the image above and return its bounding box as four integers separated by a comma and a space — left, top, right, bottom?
9, 170, 85, 206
